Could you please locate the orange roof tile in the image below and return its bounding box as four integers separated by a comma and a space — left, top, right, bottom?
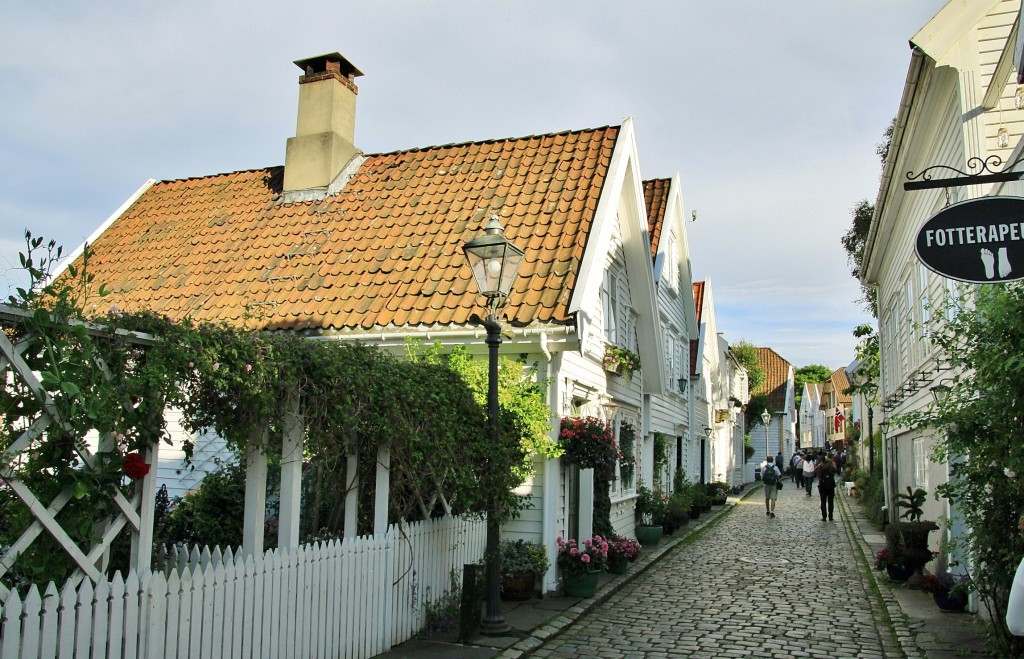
830, 367, 852, 405
71, 126, 621, 332
642, 178, 670, 259
754, 347, 792, 412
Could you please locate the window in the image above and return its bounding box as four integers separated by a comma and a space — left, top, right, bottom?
664, 329, 675, 391
905, 276, 916, 359
913, 437, 928, 489
919, 264, 931, 334
603, 269, 618, 344
617, 418, 637, 494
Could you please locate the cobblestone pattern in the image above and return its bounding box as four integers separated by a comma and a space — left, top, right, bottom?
525, 484, 908, 658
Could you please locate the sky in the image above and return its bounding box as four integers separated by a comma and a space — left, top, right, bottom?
0, 1, 949, 370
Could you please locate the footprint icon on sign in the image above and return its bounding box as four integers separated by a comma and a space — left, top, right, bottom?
981, 248, 996, 279
998, 247, 1012, 278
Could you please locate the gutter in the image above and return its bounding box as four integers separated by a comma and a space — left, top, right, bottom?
861, 45, 927, 286
306, 323, 578, 346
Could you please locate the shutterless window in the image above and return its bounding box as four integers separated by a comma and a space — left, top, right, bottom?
913, 437, 928, 489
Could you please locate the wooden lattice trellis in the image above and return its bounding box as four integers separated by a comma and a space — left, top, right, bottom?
0, 304, 159, 600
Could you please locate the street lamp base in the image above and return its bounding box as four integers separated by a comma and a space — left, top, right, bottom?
479, 615, 511, 636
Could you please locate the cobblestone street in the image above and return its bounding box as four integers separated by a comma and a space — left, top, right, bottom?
531, 484, 902, 658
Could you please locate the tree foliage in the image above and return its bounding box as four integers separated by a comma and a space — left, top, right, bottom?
730, 340, 764, 393
896, 283, 1024, 655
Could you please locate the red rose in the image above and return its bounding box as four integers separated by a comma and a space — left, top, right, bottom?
123, 452, 150, 480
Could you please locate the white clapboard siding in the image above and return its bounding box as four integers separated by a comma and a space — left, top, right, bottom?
0, 515, 485, 658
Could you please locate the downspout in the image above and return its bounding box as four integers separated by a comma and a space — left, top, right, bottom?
541, 347, 562, 594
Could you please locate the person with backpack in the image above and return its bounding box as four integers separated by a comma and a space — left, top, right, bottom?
791, 451, 805, 486
762, 455, 782, 518
816, 454, 838, 521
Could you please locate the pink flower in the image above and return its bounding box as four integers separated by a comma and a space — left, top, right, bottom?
570, 548, 579, 556
580, 554, 591, 564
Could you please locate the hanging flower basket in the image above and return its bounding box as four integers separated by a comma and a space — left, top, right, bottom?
603, 344, 641, 381
559, 417, 619, 479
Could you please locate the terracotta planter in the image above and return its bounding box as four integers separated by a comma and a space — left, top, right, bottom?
564, 570, 600, 597
608, 555, 630, 574
886, 563, 914, 582
635, 525, 663, 546
501, 570, 536, 601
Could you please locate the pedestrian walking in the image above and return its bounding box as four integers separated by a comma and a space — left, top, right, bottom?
762, 456, 782, 518
802, 453, 816, 496
792, 451, 804, 486
775, 450, 785, 478
817, 455, 838, 521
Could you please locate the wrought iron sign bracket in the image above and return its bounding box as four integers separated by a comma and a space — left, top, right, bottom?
904, 155, 1024, 191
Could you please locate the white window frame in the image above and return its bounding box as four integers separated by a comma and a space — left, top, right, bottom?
603, 269, 618, 344
913, 437, 928, 489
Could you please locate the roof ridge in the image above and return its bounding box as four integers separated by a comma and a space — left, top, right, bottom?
365, 124, 621, 158
156, 165, 282, 186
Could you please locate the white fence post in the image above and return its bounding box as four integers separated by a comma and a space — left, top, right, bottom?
344, 453, 359, 538
278, 393, 304, 549
242, 434, 268, 557
374, 446, 391, 535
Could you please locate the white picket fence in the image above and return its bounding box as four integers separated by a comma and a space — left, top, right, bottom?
0, 515, 486, 658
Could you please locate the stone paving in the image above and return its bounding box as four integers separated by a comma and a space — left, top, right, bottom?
528, 483, 903, 658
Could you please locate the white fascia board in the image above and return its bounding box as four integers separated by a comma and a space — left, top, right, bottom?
568, 117, 665, 396
666, 173, 699, 338
52, 179, 157, 281
911, 0, 1000, 64
983, 15, 1019, 110
862, 49, 927, 285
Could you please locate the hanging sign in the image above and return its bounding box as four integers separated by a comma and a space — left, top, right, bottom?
915, 196, 1024, 284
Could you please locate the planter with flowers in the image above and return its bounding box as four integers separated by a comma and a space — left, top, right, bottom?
606, 535, 641, 574
556, 535, 609, 597
922, 572, 972, 611
884, 487, 939, 583
634, 486, 666, 545
559, 416, 620, 480
603, 344, 641, 381
875, 547, 914, 582
499, 539, 550, 601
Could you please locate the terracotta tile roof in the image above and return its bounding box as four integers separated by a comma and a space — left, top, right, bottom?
754, 347, 791, 412
692, 281, 704, 325
70, 126, 621, 332
642, 178, 670, 259
830, 367, 852, 405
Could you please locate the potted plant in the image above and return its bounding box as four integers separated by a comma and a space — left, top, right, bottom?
661, 491, 691, 535
634, 486, 665, 545
691, 481, 711, 514
602, 343, 641, 381
921, 571, 972, 611
707, 482, 729, 506
556, 535, 609, 597
606, 535, 641, 574
885, 487, 939, 580
559, 416, 620, 479
875, 547, 914, 582
499, 539, 550, 601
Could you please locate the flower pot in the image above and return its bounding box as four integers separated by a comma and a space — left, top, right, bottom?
886, 563, 914, 582
933, 592, 968, 612
635, 525, 663, 546
607, 555, 630, 574
564, 570, 600, 597
501, 570, 536, 601
689, 506, 702, 520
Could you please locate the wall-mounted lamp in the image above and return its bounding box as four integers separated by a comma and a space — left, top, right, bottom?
878, 419, 890, 436
998, 127, 1010, 148
1016, 86, 1024, 111
677, 377, 687, 395
703, 426, 713, 438
929, 380, 953, 404
602, 399, 619, 420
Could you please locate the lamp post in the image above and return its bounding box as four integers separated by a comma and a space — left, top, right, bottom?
760, 409, 771, 471
462, 215, 525, 636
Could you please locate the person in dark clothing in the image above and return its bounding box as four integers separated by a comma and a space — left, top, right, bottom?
775, 450, 785, 478
816, 454, 838, 521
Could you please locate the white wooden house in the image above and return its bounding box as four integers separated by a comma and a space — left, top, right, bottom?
862, 0, 1022, 569
798, 382, 822, 449
751, 347, 796, 480
52, 52, 690, 595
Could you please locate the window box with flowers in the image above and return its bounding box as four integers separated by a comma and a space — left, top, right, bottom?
603, 343, 641, 381
556, 535, 609, 597
559, 416, 620, 479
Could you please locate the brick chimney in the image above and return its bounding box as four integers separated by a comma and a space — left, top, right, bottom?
283, 53, 363, 195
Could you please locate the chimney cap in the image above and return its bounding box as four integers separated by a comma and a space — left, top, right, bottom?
293, 52, 363, 79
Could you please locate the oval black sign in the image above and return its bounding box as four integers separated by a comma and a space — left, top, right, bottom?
915, 196, 1024, 284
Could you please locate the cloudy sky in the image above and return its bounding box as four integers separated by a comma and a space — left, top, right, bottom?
0, 1, 947, 369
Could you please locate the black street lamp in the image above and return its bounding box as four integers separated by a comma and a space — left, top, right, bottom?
462, 215, 525, 636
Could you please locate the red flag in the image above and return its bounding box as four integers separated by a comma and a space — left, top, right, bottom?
834, 407, 845, 433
